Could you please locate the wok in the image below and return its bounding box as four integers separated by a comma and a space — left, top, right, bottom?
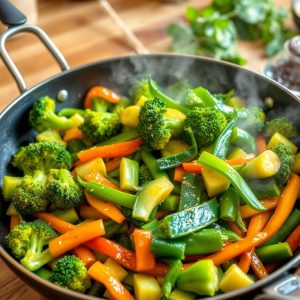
0, 1, 299, 300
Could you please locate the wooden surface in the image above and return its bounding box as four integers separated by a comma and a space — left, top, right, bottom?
0, 0, 293, 299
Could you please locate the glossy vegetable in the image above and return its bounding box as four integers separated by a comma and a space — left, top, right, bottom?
256, 242, 293, 263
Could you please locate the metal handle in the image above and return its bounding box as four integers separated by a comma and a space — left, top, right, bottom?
0, 0, 27, 26
0, 24, 70, 93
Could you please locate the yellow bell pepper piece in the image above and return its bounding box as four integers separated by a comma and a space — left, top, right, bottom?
267, 132, 297, 153
227, 147, 248, 160
36, 129, 66, 146
133, 274, 162, 300
170, 289, 196, 300
164, 108, 186, 121
136, 95, 148, 106
292, 153, 300, 174
219, 264, 254, 293
120, 105, 141, 127
161, 139, 189, 157
75, 157, 107, 177
104, 258, 128, 281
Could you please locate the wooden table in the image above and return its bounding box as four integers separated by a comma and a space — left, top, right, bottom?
0, 0, 293, 299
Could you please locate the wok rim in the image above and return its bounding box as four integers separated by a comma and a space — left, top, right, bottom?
0, 53, 299, 300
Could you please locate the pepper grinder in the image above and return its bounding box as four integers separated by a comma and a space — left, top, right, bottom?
263, 35, 300, 97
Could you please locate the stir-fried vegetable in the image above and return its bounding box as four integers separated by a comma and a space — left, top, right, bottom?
3, 78, 300, 300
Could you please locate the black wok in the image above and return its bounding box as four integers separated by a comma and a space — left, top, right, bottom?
0, 3, 299, 300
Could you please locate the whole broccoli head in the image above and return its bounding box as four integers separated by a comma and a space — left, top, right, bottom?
12, 141, 72, 175
80, 109, 121, 143
131, 78, 154, 102
138, 97, 184, 150
45, 169, 83, 210
29, 96, 82, 132
236, 107, 266, 135
139, 165, 153, 186
6, 220, 57, 271
50, 255, 91, 293
12, 170, 48, 215
264, 118, 298, 139
272, 143, 295, 186
183, 107, 228, 147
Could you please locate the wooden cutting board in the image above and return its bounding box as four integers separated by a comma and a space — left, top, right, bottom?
0, 0, 295, 299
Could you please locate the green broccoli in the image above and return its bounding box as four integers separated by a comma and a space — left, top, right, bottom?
182, 89, 203, 108
183, 107, 228, 147
50, 255, 91, 293
111, 96, 132, 115
12, 141, 72, 175
6, 220, 57, 271
12, 170, 48, 215
138, 97, 184, 150
29, 96, 83, 132
45, 169, 83, 210
264, 118, 298, 139
80, 109, 121, 143
139, 165, 153, 186
166, 80, 195, 104
236, 107, 266, 135
131, 78, 154, 102
272, 143, 295, 186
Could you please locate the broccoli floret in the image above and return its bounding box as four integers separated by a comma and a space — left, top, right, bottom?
138, 97, 184, 150
183, 107, 228, 147
272, 143, 295, 186
131, 78, 154, 102
236, 107, 266, 135
265, 118, 298, 139
182, 89, 203, 108
50, 255, 91, 293
45, 169, 83, 210
12, 170, 48, 215
29, 96, 82, 132
111, 96, 132, 115
139, 165, 153, 186
12, 141, 72, 175
80, 109, 121, 143
6, 220, 57, 271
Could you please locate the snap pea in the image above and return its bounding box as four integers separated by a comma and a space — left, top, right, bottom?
198, 152, 265, 211
231, 127, 256, 154
159, 195, 179, 211
246, 178, 281, 199
162, 260, 182, 299
120, 157, 139, 191
151, 238, 186, 260
77, 176, 136, 208
156, 128, 197, 170
256, 242, 293, 263
161, 198, 219, 238
220, 187, 239, 222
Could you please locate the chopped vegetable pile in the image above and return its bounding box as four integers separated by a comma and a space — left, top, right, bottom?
3, 78, 300, 300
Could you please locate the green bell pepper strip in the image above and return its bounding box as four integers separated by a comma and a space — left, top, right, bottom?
235, 208, 247, 233
160, 198, 219, 238
212, 116, 237, 159
98, 128, 140, 146
34, 267, 52, 280
77, 176, 136, 208
141, 219, 160, 231
176, 259, 219, 296
178, 173, 203, 211
120, 157, 139, 191
262, 209, 300, 246
150, 238, 186, 260
231, 127, 256, 154
148, 77, 190, 114
219, 228, 241, 242
219, 187, 239, 222
58, 108, 86, 117
256, 242, 293, 263
179, 228, 224, 255
140, 149, 168, 179
133, 176, 174, 221
198, 151, 265, 211
159, 195, 179, 211
52, 208, 79, 224
103, 220, 126, 238
156, 128, 198, 170
162, 260, 182, 299
246, 178, 281, 199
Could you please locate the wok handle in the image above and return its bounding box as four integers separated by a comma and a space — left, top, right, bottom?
0, 0, 26, 26
0, 24, 70, 93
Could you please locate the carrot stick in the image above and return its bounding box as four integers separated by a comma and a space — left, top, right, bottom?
250, 251, 268, 279
85, 191, 125, 224
238, 250, 252, 273
10, 215, 21, 231
105, 158, 122, 173
240, 197, 279, 219
72, 245, 97, 268
263, 174, 300, 243
256, 133, 267, 154
285, 224, 300, 252
133, 229, 155, 272
227, 222, 244, 238
182, 154, 255, 174
63, 127, 83, 142
88, 261, 134, 300
79, 205, 109, 221
174, 165, 184, 182
36, 212, 76, 233
49, 220, 105, 257
84, 86, 121, 108
77, 138, 143, 162
155, 210, 170, 219
203, 232, 268, 266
